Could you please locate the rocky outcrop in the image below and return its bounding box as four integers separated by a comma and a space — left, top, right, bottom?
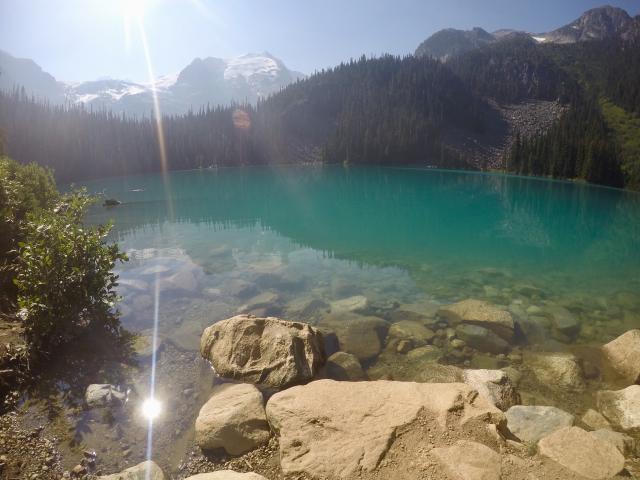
432, 441, 501, 480
85, 384, 125, 408
462, 369, 520, 411
537, 426, 625, 479
200, 315, 325, 388
597, 385, 640, 431
99, 461, 166, 480
505, 405, 574, 443
265, 380, 504, 479
525, 352, 585, 390
325, 352, 367, 381
195, 383, 270, 455
602, 329, 640, 385
184, 472, 268, 480
438, 299, 515, 341
319, 313, 388, 361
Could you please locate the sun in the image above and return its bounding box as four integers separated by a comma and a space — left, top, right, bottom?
124, 0, 149, 19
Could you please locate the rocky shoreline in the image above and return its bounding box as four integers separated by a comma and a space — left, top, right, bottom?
2, 294, 639, 479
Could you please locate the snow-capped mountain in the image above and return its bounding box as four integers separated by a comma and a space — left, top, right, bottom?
415, 5, 640, 60
0, 51, 305, 116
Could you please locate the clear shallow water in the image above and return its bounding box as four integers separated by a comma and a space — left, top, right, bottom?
33, 166, 640, 473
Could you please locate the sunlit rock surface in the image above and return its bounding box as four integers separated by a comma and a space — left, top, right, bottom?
200, 315, 325, 388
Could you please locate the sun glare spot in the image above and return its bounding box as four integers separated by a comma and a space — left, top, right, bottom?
141, 397, 162, 420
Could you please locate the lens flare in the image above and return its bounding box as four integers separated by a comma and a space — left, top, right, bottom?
141, 397, 162, 420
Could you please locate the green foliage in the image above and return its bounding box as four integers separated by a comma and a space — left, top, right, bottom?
0, 157, 58, 304
600, 98, 640, 189
13, 191, 127, 355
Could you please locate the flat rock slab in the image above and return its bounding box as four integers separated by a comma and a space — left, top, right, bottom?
432, 440, 501, 480
195, 383, 270, 455
597, 385, 640, 431
184, 472, 268, 480
99, 461, 166, 480
602, 329, 640, 384
265, 379, 504, 479
438, 299, 515, 341
505, 405, 574, 443
538, 426, 624, 479
200, 315, 325, 388
456, 324, 510, 354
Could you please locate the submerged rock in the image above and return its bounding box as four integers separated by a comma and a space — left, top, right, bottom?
320, 313, 388, 361
462, 369, 520, 411
85, 384, 125, 408
99, 461, 165, 480
102, 198, 121, 207
546, 304, 581, 337
432, 441, 501, 480
456, 324, 510, 354
525, 352, 585, 391
505, 405, 574, 443
597, 385, 640, 431
329, 295, 369, 314
437, 299, 515, 341
200, 315, 325, 388
265, 380, 504, 479
602, 329, 640, 385
325, 352, 367, 381
195, 383, 270, 455
387, 320, 435, 346
537, 426, 624, 479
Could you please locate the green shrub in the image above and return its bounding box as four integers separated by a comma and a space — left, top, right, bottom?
0, 157, 58, 307
13, 191, 127, 355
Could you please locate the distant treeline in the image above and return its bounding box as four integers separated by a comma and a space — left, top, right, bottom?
1, 38, 639, 189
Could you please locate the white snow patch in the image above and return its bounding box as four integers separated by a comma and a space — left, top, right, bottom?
75, 93, 99, 104
532, 36, 547, 43
224, 54, 280, 81
152, 73, 178, 90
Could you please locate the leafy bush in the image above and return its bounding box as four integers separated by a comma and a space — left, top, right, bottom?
13, 191, 127, 355
0, 157, 58, 306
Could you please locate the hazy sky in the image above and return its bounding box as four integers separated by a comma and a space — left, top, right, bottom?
1, 0, 639, 83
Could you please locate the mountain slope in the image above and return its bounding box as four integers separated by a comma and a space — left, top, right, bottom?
415, 6, 640, 60
0, 50, 66, 102
0, 51, 304, 116
415, 28, 495, 60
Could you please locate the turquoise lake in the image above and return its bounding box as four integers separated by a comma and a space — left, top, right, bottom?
56, 165, 640, 472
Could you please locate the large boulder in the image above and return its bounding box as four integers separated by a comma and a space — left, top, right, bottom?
265, 380, 504, 479
200, 315, 325, 388
437, 299, 515, 341
462, 369, 520, 411
537, 426, 625, 479
85, 384, 125, 408
99, 461, 165, 480
184, 472, 267, 480
602, 329, 640, 385
590, 429, 636, 457
325, 352, 367, 381
597, 385, 640, 431
195, 383, 270, 455
525, 352, 585, 390
319, 313, 388, 361
505, 405, 574, 443
455, 324, 510, 354
431, 441, 501, 480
